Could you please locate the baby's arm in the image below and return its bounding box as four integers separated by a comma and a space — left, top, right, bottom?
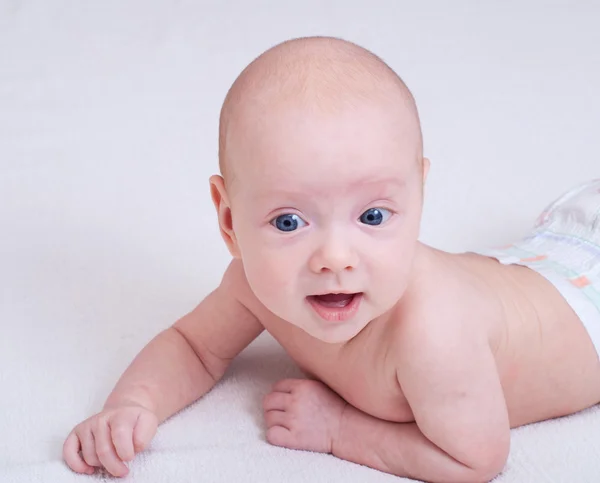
104, 260, 263, 422
64, 260, 263, 476
333, 322, 510, 483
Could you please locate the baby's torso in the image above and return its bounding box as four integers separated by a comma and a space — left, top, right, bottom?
235, 249, 600, 428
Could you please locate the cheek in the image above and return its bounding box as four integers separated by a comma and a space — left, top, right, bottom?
373, 249, 411, 281
367, 231, 416, 282
241, 243, 300, 305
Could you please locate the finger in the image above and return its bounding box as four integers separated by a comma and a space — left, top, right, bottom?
266, 425, 292, 447
264, 409, 290, 430
263, 392, 292, 411
63, 431, 95, 475
272, 379, 302, 393
78, 427, 101, 467
108, 413, 135, 462
132, 411, 158, 453
94, 419, 129, 477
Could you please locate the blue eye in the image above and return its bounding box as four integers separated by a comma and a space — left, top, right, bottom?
359, 208, 392, 226
270, 214, 307, 232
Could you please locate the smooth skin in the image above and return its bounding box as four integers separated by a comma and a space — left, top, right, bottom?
64, 37, 600, 482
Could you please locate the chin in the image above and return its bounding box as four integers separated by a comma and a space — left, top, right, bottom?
304, 320, 368, 344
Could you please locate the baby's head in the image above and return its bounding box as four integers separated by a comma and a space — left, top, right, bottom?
210, 37, 429, 343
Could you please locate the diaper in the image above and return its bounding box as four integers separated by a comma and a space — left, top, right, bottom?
472, 178, 600, 358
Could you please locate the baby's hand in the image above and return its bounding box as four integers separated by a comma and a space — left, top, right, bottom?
62, 404, 158, 477
263, 379, 347, 454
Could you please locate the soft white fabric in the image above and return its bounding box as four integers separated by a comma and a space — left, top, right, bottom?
2, 1, 600, 482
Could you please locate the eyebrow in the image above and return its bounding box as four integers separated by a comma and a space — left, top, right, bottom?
347, 177, 406, 192
252, 177, 406, 202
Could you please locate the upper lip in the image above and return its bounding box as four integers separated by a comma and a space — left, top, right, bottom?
309, 291, 362, 296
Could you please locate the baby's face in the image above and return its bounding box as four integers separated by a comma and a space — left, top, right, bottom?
226, 102, 425, 343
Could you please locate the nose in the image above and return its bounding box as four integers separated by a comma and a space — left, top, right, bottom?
308, 231, 359, 274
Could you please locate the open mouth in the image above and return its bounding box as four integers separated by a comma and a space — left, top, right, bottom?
306, 292, 363, 322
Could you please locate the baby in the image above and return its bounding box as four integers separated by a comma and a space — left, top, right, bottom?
62, 36, 600, 483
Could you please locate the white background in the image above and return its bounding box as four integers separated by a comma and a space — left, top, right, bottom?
1, 1, 599, 482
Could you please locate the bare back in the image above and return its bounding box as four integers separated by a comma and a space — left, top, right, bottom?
460, 252, 600, 426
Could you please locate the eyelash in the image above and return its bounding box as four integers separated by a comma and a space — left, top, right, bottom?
269, 207, 395, 232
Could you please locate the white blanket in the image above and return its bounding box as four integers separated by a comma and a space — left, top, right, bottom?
2, 1, 600, 482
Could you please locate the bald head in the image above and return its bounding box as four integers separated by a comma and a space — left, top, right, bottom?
218, 36, 423, 184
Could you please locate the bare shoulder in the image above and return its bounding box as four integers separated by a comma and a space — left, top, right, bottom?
219, 258, 249, 297
220, 258, 264, 313
393, 297, 482, 364
391, 252, 502, 362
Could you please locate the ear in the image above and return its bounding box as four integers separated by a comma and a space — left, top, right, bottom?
422, 157, 430, 184
209, 175, 241, 259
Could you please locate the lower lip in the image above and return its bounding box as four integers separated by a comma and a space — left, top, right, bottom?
306, 293, 363, 323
